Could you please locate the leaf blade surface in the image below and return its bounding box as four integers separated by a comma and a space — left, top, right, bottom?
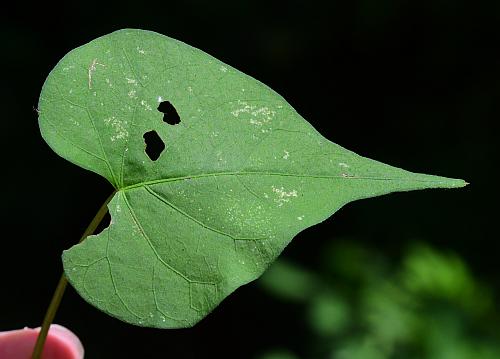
38, 29, 465, 328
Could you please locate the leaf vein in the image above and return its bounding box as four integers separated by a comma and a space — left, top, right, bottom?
121, 191, 192, 283
144, 185, 264, 241
105, 229, 144, 320
121, 171, 421, 191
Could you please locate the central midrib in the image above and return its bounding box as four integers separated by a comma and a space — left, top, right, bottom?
118, 170, 448, 192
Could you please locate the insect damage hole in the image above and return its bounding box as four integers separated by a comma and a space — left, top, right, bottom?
143, 130, 165, 161
157, 100, 181, 125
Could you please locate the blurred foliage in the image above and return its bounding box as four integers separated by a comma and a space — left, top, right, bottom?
259, 350, 300, 359
257, 240, 500, 359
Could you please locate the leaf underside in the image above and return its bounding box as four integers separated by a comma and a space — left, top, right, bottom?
38, 29, 466, 328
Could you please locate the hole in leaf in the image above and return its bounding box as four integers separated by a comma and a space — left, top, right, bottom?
157, 100, 181, 125
143, 130, 165, 161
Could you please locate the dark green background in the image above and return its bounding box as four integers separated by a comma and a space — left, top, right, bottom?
0, 1, 495, 358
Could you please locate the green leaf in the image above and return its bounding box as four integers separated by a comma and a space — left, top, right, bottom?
38, 29, 466, 328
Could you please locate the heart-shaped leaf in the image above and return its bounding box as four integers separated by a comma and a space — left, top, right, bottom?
38, 29, 465, 328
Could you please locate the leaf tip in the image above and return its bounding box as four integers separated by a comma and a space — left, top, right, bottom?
445, 178, 469, 189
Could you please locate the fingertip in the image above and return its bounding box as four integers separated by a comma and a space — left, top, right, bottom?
0, 324, 84, 359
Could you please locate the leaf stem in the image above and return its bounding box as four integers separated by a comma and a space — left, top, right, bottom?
31, 190, 116, 359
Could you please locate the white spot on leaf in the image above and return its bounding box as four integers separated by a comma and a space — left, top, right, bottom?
249, 119, 262, 126
88, 58, 105, 89
140, 100, 152, 111
272, 186, 298, 207
104, 116, 129, 141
